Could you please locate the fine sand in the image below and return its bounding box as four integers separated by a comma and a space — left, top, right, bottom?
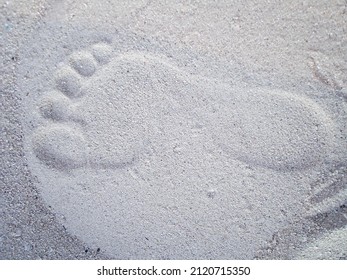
1, 0, 346, 259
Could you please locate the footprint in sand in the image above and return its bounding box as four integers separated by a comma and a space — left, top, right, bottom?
26, 38, 341, 259
31, 42, 334, 173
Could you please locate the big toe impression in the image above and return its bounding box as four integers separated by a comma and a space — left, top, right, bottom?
32, 125, 88, 170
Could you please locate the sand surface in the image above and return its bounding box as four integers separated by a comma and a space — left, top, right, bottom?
1, 0, 346, 259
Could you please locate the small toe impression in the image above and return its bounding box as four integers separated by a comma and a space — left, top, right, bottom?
91, 43, 113, 65
32, 125, 87, 170
55, 67, 83, 98
38, 92, 71, 121
69, 51, 96, 77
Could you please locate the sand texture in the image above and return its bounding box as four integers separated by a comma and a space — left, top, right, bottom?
1, 0, 346, 259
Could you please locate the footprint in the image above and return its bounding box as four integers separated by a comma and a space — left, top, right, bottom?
25, 34, 342, 259
31, 42, 334, 173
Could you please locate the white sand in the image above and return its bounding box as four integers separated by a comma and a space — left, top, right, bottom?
1, 0, 346, 259
296, 226, 347, 259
